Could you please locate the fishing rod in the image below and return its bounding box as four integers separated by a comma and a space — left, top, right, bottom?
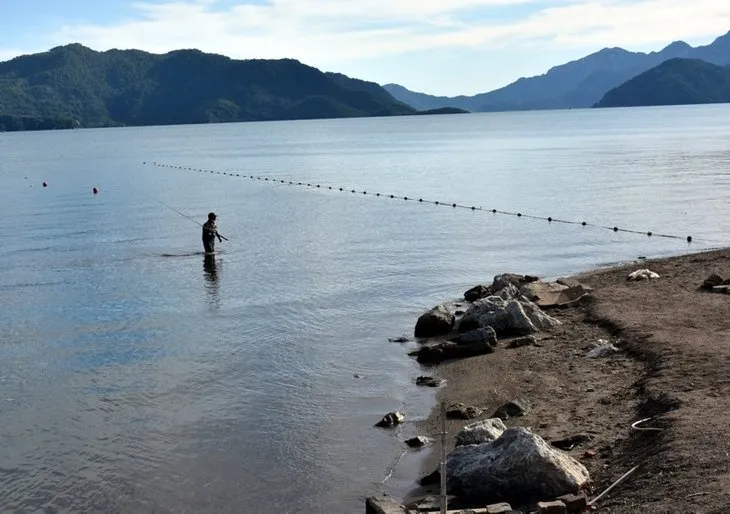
151, 197, 229, 241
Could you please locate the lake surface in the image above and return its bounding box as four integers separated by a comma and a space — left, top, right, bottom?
1, 105, 730, 513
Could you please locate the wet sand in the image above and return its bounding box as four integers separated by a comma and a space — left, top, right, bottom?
410, 248, 730, 513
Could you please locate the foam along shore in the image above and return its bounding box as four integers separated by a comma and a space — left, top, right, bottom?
370, 247, 730, 513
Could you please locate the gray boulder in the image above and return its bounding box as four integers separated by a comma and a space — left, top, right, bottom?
415, 303, 455, 338
458, 298, 509, 334
455, 418, 507, 446
491, 273, 535, 292
447, 427, 590, 501
520, 300, 561, 330
456, 327, 497, 346
464, 284, 491, 302
505, 301, 538, 335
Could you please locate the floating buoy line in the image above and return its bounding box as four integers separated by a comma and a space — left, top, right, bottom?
144, 161, 727, 246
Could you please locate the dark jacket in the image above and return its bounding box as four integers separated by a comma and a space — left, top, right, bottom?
202, 220, 218, 242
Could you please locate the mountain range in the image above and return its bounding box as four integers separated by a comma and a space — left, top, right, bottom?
2, 30, 730, 132
0, 44, 429, 130
384, 31, 730, 112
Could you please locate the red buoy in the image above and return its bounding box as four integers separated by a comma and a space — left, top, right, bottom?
42, 181, 48, 187
93, 187, 99, 194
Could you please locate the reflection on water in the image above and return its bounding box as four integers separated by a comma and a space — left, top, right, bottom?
203, 254, 220, 307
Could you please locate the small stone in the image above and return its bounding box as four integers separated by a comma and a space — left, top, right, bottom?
416, 376, 443, 388
703, 274, 724, 289
550, 433, 593, 451
537, 500, 567, 514
405, 436, 432, 448
587, 343, 619, 358
405, 495, 440, 512
486, 502, 514, 513
582, 449, 597, 459
366, 495, 407, 514
375, 411, 405, 428
492, 398, 530, 420
627, 268, 659, 281
507, 335, 537, 348
557, 493, 588, 513
447, 402, 483, 419
388, 336, 409, 343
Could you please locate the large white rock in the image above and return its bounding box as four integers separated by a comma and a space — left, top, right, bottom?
447, 427, 590, 501
459, 294, 560, 336
455, 418, 507, 446
519, 299, 562, 330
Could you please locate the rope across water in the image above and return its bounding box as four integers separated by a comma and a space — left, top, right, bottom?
144, 161, 727, 246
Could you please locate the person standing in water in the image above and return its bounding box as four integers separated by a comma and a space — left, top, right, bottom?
202, 212, 222, 254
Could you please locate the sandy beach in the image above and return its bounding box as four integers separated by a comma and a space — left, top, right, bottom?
407, 248, 730, 513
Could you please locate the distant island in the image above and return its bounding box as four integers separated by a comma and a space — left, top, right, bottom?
384, 30, 730, 113
0, 44, 463, 132
594, 58, 730, 108
415, 107, 469, 115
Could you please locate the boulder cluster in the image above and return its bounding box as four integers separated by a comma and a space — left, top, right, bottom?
371, 273, 595, 513
410, 273, 590, 364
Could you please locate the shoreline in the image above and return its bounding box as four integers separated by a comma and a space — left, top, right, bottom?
398, 247, 730, 513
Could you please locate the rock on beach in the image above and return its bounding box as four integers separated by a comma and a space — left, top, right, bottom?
447, 427, 590, 501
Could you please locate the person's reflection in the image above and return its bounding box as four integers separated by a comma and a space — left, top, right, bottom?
203, 253, 221, 308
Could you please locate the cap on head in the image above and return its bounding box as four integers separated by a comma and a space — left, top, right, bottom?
208, 212, 217, 220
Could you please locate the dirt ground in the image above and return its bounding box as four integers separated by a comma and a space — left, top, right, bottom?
410, 248, 730, 513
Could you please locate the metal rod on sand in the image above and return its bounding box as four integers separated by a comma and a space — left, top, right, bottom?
440, 401, 447, 514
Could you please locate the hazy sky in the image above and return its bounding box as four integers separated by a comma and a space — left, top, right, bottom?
1, 0, 728, 96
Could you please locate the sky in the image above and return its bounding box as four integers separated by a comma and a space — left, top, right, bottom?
1, 0, 729, 96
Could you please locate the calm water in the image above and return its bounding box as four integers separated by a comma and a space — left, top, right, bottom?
1, 105, 730, 513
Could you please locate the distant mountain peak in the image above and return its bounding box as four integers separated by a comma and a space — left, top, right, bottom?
50, 43, 95, 53
711, 30, 730, 44
596, 46, 631, 54
662, 40, 691, 51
